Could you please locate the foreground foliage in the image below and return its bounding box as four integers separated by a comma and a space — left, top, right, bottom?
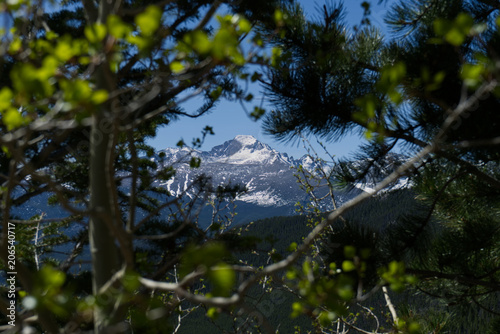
261, 0, 500, 332
0, 0, 499, 333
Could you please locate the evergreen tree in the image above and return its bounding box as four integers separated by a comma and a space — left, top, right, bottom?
262, 0, 500, 331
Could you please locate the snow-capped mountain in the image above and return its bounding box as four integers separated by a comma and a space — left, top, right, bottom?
150, 135, 361, 223
14, 135, 408, 226
155, 135, 301, 207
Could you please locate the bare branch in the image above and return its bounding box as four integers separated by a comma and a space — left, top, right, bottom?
382, 286, 399, 324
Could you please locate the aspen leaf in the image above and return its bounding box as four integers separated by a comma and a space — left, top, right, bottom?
91, 90, 109, 104
0, 87, 13, 111
84, 23, 107, 43
170, 61, 185, 73
107, 15, 132, 39
341, 260, 356, 272
3, 108, 25, 130
54, 40, 74, 62
344, 245, 356, 259
136, 5, 162, 36
208, 262, 235, 297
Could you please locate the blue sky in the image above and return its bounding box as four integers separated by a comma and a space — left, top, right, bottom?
147, 1, 389, 160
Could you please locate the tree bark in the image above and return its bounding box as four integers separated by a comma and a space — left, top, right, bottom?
87, 1, 123, 332
89, 109, 122, 333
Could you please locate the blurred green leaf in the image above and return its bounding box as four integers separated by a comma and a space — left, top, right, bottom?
136, 5, 162, 36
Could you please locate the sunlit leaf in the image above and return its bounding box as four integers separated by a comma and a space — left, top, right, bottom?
84, 23, 107, 43
91, 90, 109, 104
208, 262, 235, 297
3, 107, 26, 130
184, 30, 212, 55
136, 5, 162, 36
0, 87, 13, 111
107, 15, 132, 39
341, 260, 356, 272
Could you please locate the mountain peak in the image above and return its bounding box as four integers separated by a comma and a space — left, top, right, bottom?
204, 135, 291, 165
233, 135, 258, 146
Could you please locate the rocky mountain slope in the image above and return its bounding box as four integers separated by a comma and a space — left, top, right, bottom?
15, 135, 408, 225
151, 135, 360, 223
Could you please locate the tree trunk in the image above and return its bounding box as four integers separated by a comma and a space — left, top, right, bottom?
88, 1, 122, 332
89, 110, 122, 333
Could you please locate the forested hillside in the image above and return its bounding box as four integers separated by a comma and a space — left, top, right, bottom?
174, 189, 500, 333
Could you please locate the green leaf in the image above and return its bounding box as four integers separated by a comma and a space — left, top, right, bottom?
54, 39, 75, 62
270, 47, 283, 67
250, 106, 265, 120
61, 79, 92, 103
341, 260, 356, 272
3, 108, 26, 130
184, 30, 212, 55
208, 262, 235, 297
434, 13, 474, 46
9, 37, 22, 53
0, 87, 13, 111
107, 15, 132, 39
344, 245, 356, 259
170, 61, 185, 74
244, 93, 253, 102
318, 311, 337, 327
354, 94, 378, 120
40, 266, 66, 288
360, 248, 371, 259
274, 9, 286, 26
302, 260, 311, 275
286, 268, 297, 280
288, 242, 298, 252
461, 63, 484, 87
210, 86, 223, 100
84, 23, 107, 43
136, 5, 162, 36
212, 29, 239, 61
337, 283, 354, 300
122, 271, 141, 292
6, 0, 23, 10
127, 34, 149, 51
46, 31, 58, 40
250, 72, 261, 82
206, 307, 219, 319
179, 242, 229, 278
91, 89, 109, 105
434, 18, 452, 36
455, 13, 474, 32
408, 321, 421, 333
291, 302, 303, 318
445, 28, 466, 46
238, 17, 252, 34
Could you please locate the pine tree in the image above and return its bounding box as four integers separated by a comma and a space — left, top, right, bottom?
262, 0, 500, 331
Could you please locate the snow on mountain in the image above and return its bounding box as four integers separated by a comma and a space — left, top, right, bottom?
353, 176, 411, 195
15, 135, 409, 227
204, 135, 294, 166
155, 135, 301, 209
152, 135, 369, 224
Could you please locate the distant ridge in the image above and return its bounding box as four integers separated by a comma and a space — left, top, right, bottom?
17, 136, 407, 225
